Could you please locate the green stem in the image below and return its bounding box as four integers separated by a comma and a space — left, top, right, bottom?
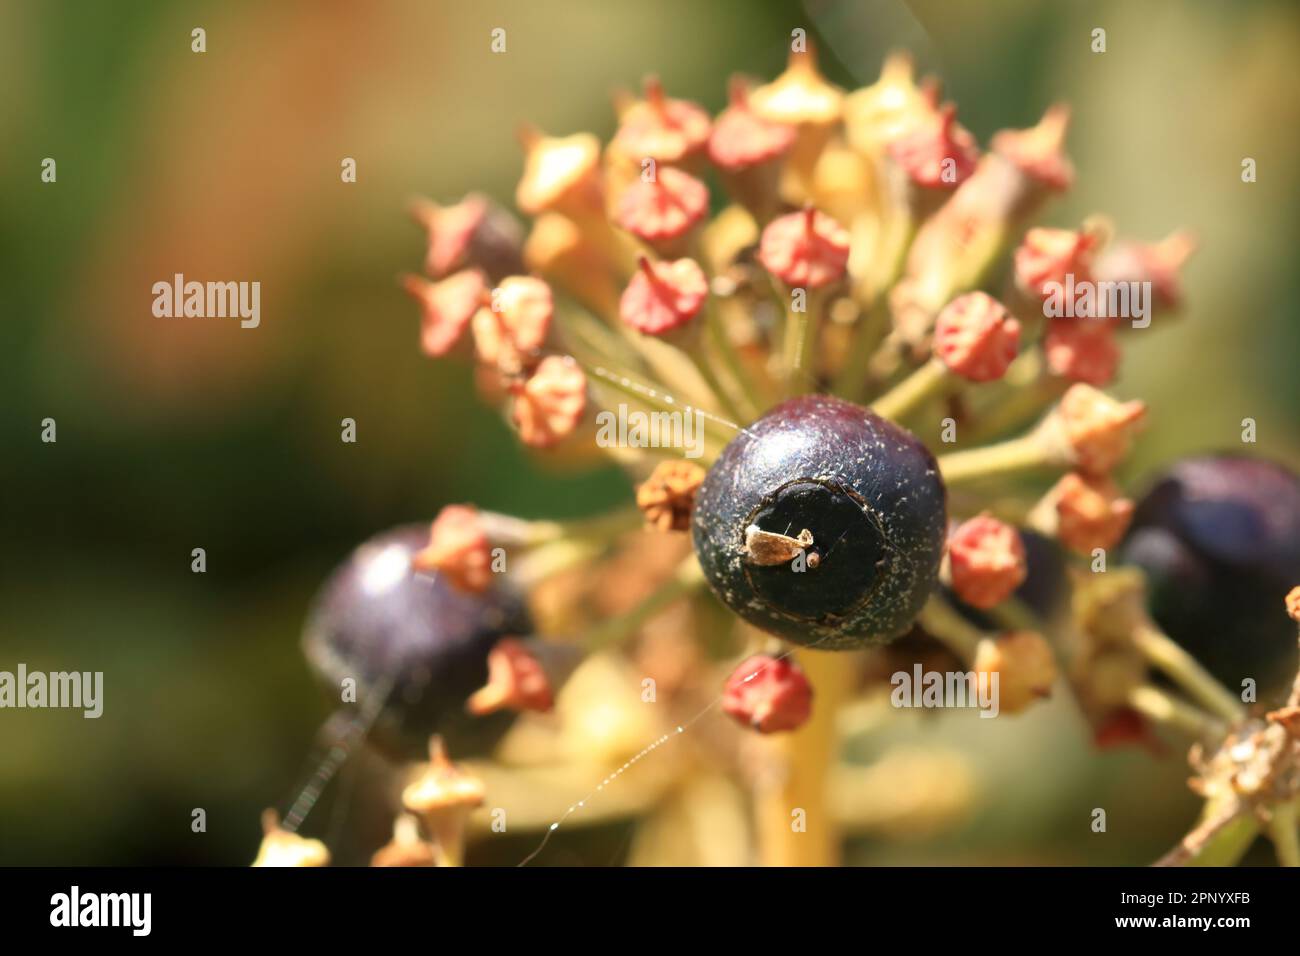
937, 433, 1054, 486
704, 296, 764, 419
870, 357, 952, 423
1126, 685, 1224, 739
1269, 800, 1300, 867
917, 594, 984, 664
1132, 624, 1245, 725
831, 300, 891, 401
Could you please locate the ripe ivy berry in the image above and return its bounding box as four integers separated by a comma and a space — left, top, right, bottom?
302, 525, 531, 760
692, 395, 947, 649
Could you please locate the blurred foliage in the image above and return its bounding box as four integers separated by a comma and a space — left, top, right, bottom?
0, 0, 1297, 865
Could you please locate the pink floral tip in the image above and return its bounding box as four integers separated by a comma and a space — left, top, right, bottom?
1053, 383, 1147, 474
933, 292, 1021, 382
722, 655, 813, 734
1014, 226, 1100, 299
757, 205, 851, 289
611, 75, 711, 164
1043, 318, 1120, 386
947, 515, 1028, 609
615, 166, 709, 243
707, 76, 796, 171
888, 102, 980, 189
412, 505, 494, 594
619, 256, 709, 335
466, 638, 555, 716
411, 195, 487, 277
1093, 230, 1197, 311
1050, 471, 1135, 554
402, 269, 486, 358
991, 103, 1074, 191
511, 355, 588, 448
471, 276, 553, 372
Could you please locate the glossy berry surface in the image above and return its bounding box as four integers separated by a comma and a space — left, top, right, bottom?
1121, 456, 1300, 694
302, 525, 531, 760
692, 395, 947, 649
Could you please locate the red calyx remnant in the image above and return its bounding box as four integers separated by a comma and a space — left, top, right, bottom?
615, 166, 709, 244
511, 355, 588, 448
471, 276, 553, 373
410, 194, 524, 281
402, 269, 486, 358
1014, 226, 1100, 299
1093, 707, 1162, 754
1053, 384, 1146, 475
947, 514, 1028, 609
933, 291, 1021, 382
1050, 471, 1135, 553
889, 102, 980, 189
412, 505, 494, 594
991, 104, 1074, 192
707, 77, 796, 171
612, 76, 711, 164
723, 655, 813, 733
1093, 230, 1197, 312
466, 638, 554, 716
1043, 318, 1120, 386
757, 205, 851, 289
619, 256, 709, 335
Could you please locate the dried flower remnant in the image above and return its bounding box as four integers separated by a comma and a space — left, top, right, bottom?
611, 76, 711, 165
411, 193, 525, 281
758, 205, 851, 289
933, 292, 1020, 382
471, 276, 554, 374
973, 631, 1057, 714
947, 515, 1028, 609
510, 355, 588, 448
1094, 230, 1197, 314
466, 637, 555, 715
989, 104, 1074, 193
889, 102, 980, 191
1043, 318, 1120, 385
723, 654, 814, 733
842, 52, 934, 155
515, 127, 604, 218
1014, 225, 1102, 300
371, 813, 438, 868
402, 269, 486, 358
413, 505, 494, 595
1048, 384, 1146, 474
252, 809, 330, 867
616, 166, 709, 246
619, 256, 709, 336
708, 77, 797, 171
1041, 472, 1135, 554
402, 737, 486, 867
636, 460, 706, 531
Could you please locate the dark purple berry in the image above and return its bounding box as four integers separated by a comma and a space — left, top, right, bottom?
1120, 455, 1300, 694
692, 395, 947, 649
302, 525, 531, 760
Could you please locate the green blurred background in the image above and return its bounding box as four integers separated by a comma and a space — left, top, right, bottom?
1, 0, 1297, 865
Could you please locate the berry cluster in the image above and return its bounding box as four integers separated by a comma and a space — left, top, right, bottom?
260, 45, 1300, 869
